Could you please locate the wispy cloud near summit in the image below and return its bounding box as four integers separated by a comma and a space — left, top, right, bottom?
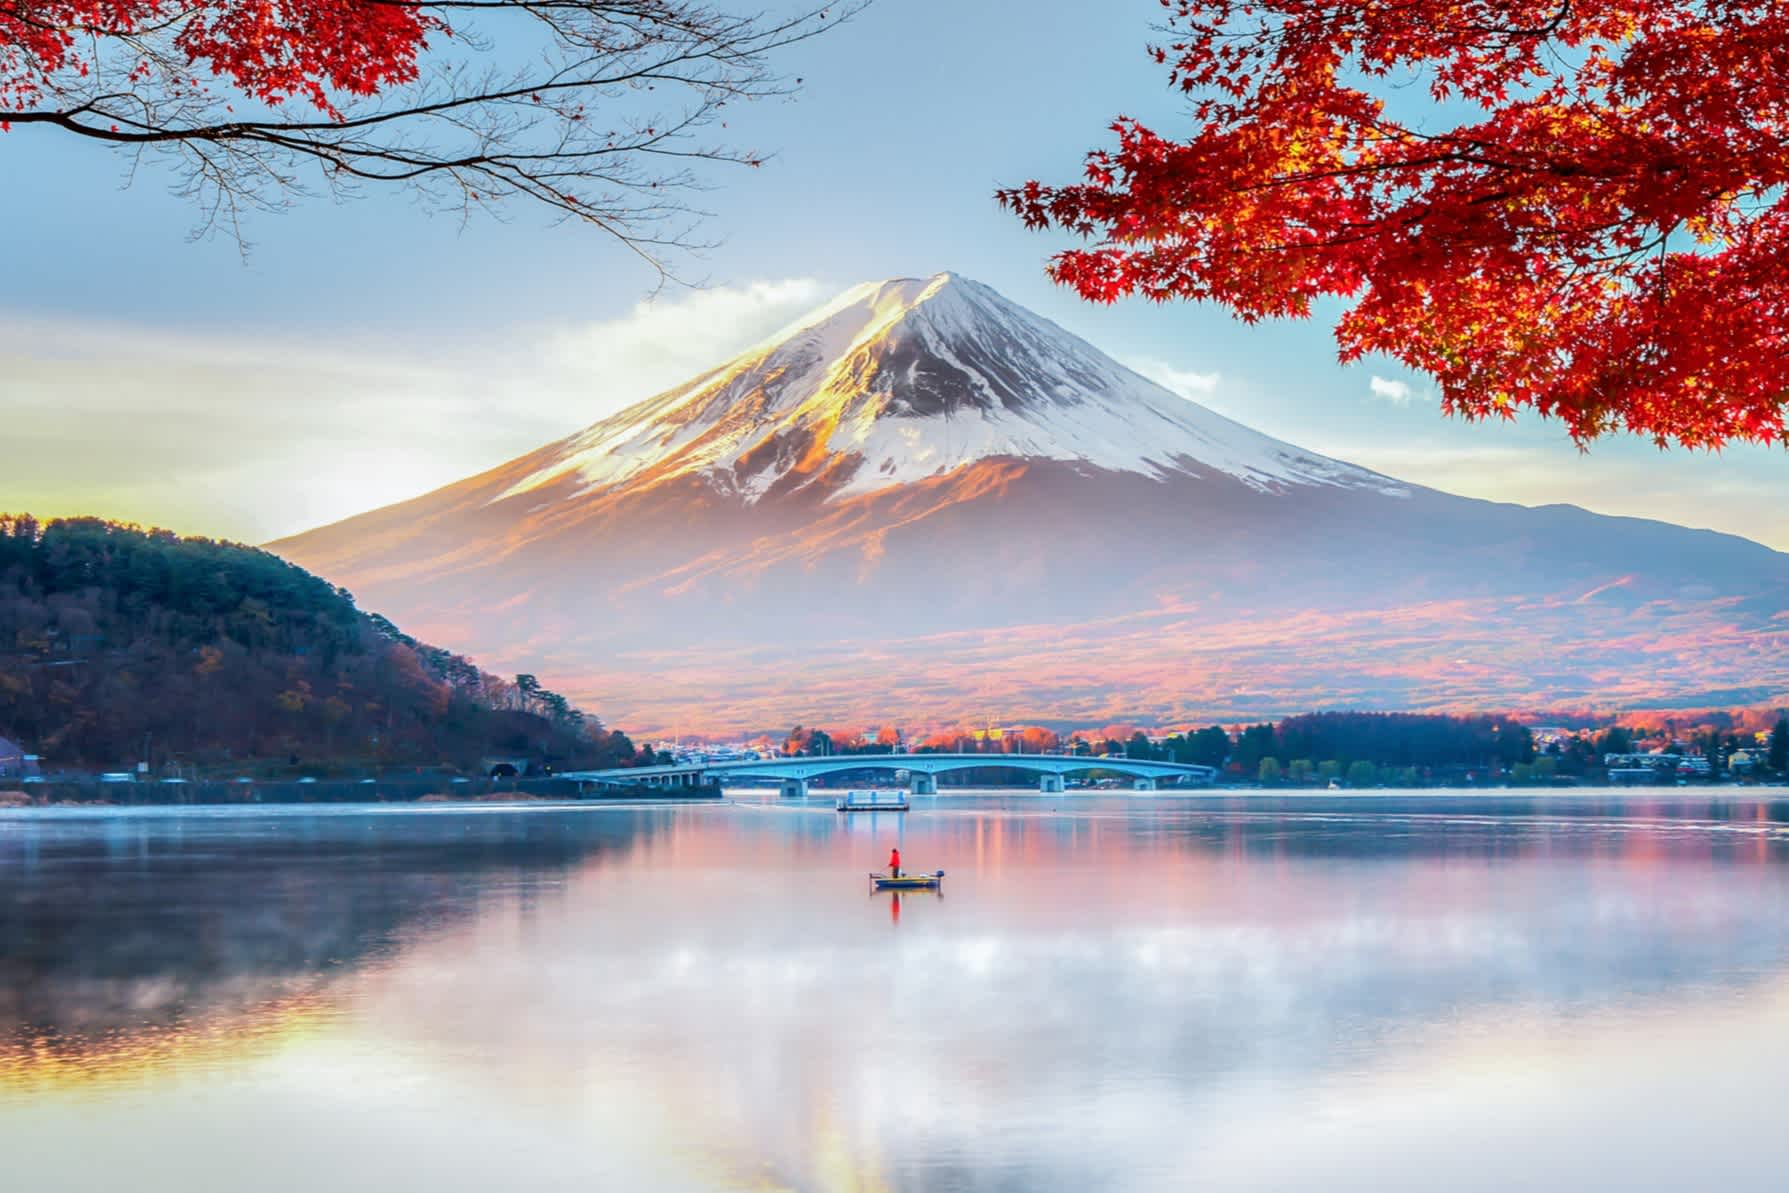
545, 279, 828, 410
1369, 375, 1416, 405
1127, 357, 1221, 400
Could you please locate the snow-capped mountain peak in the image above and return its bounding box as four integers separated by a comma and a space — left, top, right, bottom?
499, 272, 1402, 504
272, 272, 1789, 735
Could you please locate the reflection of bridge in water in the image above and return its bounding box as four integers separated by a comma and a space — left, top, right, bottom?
565, 753, 1218, 797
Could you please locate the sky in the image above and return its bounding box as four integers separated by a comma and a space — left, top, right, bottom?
2, 0, 1785, 550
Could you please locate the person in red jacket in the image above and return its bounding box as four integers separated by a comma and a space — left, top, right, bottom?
888, 846, 902, 878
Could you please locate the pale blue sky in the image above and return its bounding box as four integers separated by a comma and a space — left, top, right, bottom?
2, 0, 1783, 547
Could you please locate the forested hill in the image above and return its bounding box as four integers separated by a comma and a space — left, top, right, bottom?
0, 516, 642, 775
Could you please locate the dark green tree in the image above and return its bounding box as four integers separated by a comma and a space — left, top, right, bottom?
1233, 723, 1278, 771
1595, 726, 1634, 757
1768, 718, 1789, 774
1188, 726, 1231, 769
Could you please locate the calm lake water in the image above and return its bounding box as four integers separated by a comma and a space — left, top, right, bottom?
6, 790, 1789, 1192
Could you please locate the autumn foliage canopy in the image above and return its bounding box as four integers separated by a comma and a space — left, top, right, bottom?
1001, 1, 1789, 448
1, 2, 435, 118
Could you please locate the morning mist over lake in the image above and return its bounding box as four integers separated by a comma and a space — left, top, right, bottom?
5, 2, 1789, 1191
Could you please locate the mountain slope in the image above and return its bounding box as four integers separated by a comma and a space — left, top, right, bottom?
272, 274, 1789, 733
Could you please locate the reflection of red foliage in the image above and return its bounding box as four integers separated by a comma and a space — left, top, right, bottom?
1002, 1, 1789, 447
913, 727, 1063, 754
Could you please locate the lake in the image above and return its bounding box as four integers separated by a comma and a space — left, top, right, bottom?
5, 791, 1789, 1192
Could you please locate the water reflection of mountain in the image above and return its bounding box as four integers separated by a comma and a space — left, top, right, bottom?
344, 796, 1789, 1193
10, 797, 1789, 1089
9, 798, 1789, 1192
0, 806, 679, 1051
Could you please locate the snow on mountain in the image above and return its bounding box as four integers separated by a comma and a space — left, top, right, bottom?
497, 272, 1406, 505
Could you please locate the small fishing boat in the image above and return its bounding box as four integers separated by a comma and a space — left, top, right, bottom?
870, 870, 944, 890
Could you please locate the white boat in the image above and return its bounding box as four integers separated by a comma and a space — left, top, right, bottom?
835, 790, 910, 812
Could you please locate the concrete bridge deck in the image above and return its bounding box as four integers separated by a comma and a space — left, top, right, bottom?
564, 753, 1217, 796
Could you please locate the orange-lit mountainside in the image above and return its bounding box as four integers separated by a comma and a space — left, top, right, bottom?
272, 274, 1789, 735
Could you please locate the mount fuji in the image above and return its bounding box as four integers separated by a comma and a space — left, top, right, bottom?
272, 273, 1789, 734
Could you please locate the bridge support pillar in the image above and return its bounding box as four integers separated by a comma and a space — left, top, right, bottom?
1132, 777, 1157, 791
908, 773, 938, 796
779, 778, 809, 799
1038, 773, 1065, 794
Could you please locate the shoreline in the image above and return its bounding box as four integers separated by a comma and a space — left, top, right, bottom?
0, 777, 722, 809
5, 782, 1783, 813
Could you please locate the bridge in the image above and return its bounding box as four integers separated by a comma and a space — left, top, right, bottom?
564, 753, 1218, 797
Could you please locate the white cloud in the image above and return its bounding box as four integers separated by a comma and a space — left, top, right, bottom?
542, 278, 827, 412
1126, 357, 1221, 400
1368, 375, 1416, 405
0, 278, 830, 544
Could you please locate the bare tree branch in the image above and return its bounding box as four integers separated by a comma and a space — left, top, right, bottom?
0, 1, 866, 272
